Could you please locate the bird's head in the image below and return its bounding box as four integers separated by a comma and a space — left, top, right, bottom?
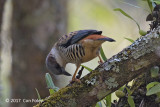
45, 49, 71, 76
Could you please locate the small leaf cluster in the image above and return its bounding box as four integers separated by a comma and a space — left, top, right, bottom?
146, 66, 160, 103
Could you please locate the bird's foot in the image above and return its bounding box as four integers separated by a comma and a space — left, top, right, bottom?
76, 66, 84, 79
70, 78, 81, 84
98, 55, 104, 64
98, 60, 103, 64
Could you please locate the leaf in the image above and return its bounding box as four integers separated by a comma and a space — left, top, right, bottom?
45, 73, 59, 92
45, 73, 55, 89
150, 66, 159, 78
118, 86, 125, 91
114, 8, 140, 30
96, 101, 102, 107
100, 47, 107, 61
105, 94, 111, 107
146, 82, 160, 91
124, 37, 134, 43
153, 0, 160, 4
35, 88, 41, 100
126, 87, 131, 95
81, 65, 93, 72
139, 30, 147, 36
115, 90, 125, 98
126, 86, 135, 106
127, 95, 135, 107
156, 92, 160, 98
146, 83, 160, 96
49, 89, 55, 95
147, 0, 153, 12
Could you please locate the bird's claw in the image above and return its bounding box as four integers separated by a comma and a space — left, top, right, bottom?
70, 78, 81, 84
98, 60, 103, 64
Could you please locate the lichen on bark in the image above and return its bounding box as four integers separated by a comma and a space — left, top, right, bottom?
35, 26, 160, 107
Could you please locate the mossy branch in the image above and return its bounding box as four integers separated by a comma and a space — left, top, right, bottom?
34, 27, 160, 107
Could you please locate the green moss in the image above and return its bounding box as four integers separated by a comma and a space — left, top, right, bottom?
37, 82, 92, 106
89, 70, 100, 78
36, 71, 100, 106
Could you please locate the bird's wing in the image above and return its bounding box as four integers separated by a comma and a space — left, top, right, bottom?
57, 30, 102, 47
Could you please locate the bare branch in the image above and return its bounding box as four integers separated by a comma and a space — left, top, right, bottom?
35, 26, 160, 107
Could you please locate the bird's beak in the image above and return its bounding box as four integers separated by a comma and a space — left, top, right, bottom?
61, 67, 72, 76
97, 37, 115, 42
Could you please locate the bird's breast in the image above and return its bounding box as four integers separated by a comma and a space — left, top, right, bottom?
81, 46, 100, 63
80, 39, 103, 63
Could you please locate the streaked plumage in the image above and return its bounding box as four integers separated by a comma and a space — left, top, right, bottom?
46, 30, 115, 82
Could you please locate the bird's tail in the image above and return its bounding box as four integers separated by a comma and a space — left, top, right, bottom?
83, 34, 115, 42
97, 35, 115, 42
97, 37, 115, 42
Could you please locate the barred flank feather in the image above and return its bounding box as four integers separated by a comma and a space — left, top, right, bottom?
58, 44, 85, 62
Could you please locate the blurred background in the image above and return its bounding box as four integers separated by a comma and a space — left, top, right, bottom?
0, 0, 150, 107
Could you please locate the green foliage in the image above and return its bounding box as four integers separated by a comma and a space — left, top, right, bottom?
114, 8, 147, 36
35, 88, 41, 100
100, 47, 107, 61
114, 8, 140, 30
150, 66, 159, 78
96, 101, 102, 107
146, 82, 160, 91
143, 0, 159, 11
124, 37, 134, 43
49, 89, 55, 95
126, 87, 135, 107
81, 65, 93, 72
35, 73, 60, 100
146, 82, 160, 102
145, 0, 160, 11
147, 0, 153, 12
45, 73, 59, 94
115, 90, 125, 98
105, 94, 111, 107
126, 87, 131, 95
139, 30, 147, 36
152, 0, 160, 4
127, 96, 135, 107
146, 83, 160, 96
118, 86, 125, 91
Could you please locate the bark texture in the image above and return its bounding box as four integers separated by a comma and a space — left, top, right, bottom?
0, 0, 5, 58
0, 0, 5, 28
35, 26, 160, 107
0, 0, 6, 106
11, 0, 67, 107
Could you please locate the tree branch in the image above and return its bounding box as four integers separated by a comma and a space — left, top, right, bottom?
34, 26, 160, 107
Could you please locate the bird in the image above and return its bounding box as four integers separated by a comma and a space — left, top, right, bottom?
46, 30, 115, 82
